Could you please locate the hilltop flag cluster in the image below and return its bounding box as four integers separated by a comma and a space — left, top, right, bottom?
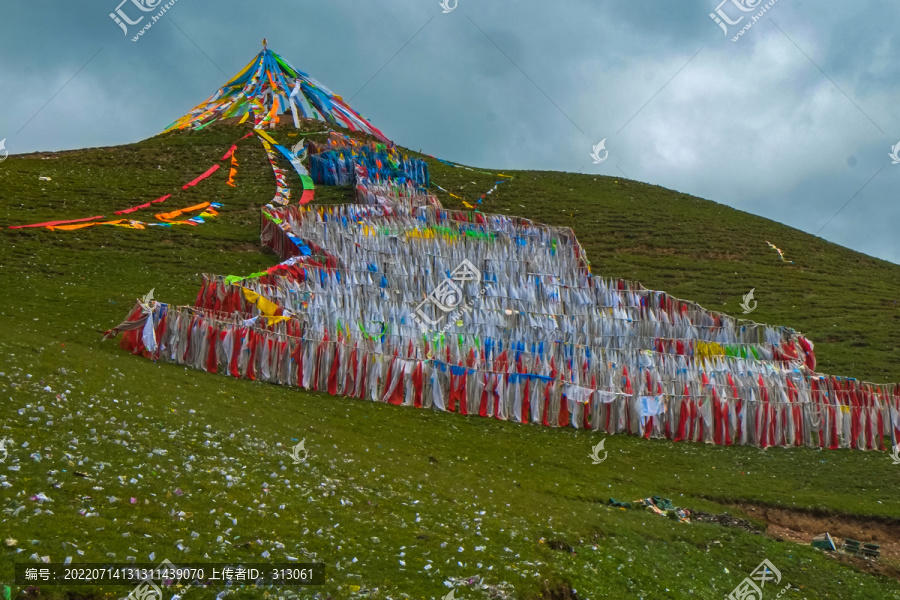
163, 46, 388, 142
105, 46, 900, 452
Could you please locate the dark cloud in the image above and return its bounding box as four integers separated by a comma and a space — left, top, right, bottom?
0, 0, 897, 262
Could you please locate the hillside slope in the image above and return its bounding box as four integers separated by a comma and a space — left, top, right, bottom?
0, 122, 898, 599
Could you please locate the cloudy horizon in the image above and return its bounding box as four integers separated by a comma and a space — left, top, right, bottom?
1, 0, 898, 263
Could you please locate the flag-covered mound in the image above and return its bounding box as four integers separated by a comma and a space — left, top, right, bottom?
107, 149, 900, 451
106, 46, 900, 453
164, 44, 388, 142
109, 189, 900, 450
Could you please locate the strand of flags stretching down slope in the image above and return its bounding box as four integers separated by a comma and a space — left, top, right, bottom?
432, 179, 511, 209
6, 126, 410, 231
427, 154, 514, 208
4, 131, 259, 231
5, 129, 318, 231
766, 241, 793, 264
254, 129, 314, 206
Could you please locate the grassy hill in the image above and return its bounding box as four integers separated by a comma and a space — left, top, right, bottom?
0, 121, 898, 600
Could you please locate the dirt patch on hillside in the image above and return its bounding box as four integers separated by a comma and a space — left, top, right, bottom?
546, 539, 576, 553
691, 510, 762, 534
537, 579, 580, 600
731, 502, 900, 562
673, 501, 900, 583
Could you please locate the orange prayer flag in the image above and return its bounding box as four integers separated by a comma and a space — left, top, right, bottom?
155, 202, 211, 221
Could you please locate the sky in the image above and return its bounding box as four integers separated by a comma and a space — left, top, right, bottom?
1, 0, 898, 264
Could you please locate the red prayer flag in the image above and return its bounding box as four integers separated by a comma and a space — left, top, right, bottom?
182, 164, 221, 189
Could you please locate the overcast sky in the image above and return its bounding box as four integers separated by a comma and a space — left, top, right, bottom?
1, 0, 898, 263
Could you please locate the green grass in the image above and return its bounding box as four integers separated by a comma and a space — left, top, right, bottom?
0, 121, 898, 600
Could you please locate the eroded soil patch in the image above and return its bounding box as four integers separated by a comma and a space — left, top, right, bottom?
729, 502, 900, 582
731, 502, 900, 561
